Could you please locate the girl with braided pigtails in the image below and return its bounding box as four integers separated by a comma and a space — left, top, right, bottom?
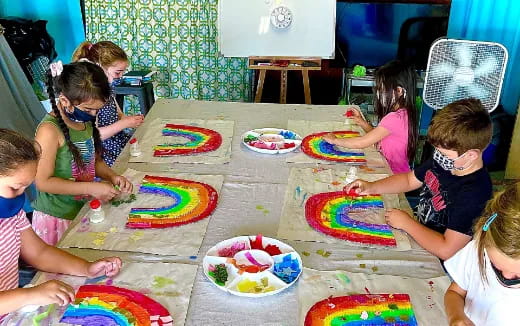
31, 61, 133, 245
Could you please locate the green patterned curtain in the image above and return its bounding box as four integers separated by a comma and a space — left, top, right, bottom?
85, 0, 250, 103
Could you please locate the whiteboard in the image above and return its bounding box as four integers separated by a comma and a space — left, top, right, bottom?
218, 0, 336, 58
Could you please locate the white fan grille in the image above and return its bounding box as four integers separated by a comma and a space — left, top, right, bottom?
423, 39, 508, 112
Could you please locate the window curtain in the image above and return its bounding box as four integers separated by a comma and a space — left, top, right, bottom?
448, 0, 520, 115
0, 26, 45, 139
85, 0, 250, 102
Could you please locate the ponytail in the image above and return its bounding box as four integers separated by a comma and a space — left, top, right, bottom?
71, 41, 94, 63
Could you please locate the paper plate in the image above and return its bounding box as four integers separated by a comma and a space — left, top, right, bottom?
203, 235, 303, 297
242, 128, 302, 154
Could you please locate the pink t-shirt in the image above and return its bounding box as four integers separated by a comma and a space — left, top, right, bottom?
378, 108, 411, 174
0, 210, 31, 322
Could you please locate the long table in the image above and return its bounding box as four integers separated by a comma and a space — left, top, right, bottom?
37, 100, 445, 325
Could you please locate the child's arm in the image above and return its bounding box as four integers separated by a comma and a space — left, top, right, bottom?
95, 159, 133, 193
97, 115, 144, 140
0, 281, 75, 313
323, 126, 389, 149
345, 171, 423, 195
0, 228, 123, 313
445, 282, 475, 326
35, 123, 120, 201
346, 107, 373, 133
384, 210, 472, 260
97, 99, 144, 140
20, 227, 122, 277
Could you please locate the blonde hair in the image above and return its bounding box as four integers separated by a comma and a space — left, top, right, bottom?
72, 41, 128, 69
473, 182, 520, 283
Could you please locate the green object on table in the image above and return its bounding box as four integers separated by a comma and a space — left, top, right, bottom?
111, 193, 137, 207
32, 304, 55, 326
338, 97, 347, 105
352, 65, 367, 77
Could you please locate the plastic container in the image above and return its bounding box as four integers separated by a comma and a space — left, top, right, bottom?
89, 199, 105, 223
129, 138, 142, 157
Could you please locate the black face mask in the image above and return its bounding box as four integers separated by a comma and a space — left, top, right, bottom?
491, 262, 520, 287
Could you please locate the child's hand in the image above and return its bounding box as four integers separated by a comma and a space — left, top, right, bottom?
111, 175, 133, 193
28, 280, 75, 306
449, 316, 475, 326
384, 209, 411, 230
344, 179, 373, 195
346, 107, 366, 125
87, 257, 123, 278
88, 182, 120, 202
121, 115, 144, 129
322, 133, 338, 145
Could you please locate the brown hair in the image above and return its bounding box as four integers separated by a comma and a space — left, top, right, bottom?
427, 98, 492, 154
72, 41, 128, 68
46, 62, 110, 167
474, 182, 520, 284
374, 60, 418, 162
0, 129, 40, 176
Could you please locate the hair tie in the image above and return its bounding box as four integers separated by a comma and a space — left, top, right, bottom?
482, 213, 498, 231
78, 58, 94, 64
50, 60, 63, 77
88, 43, 93, 51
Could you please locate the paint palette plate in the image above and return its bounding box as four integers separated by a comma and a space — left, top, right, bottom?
242, 128, 302, 154
203, 235, 303, 297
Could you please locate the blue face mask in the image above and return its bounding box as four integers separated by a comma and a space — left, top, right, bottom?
111, 78, 123, 87
65, 107, 96, 123
0, 193, 26, 218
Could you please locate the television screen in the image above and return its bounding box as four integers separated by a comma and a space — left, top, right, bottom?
336, 2, 449, 69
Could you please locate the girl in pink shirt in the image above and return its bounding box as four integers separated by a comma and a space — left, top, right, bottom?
0, 129, 122, 321
323, 60, 418, 174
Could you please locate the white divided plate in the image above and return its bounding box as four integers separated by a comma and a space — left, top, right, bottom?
242, 128, 302, 154
203, 235, 303, 297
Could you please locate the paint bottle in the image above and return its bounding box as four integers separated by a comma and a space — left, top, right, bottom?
89, 199, 105, 224
129, 138, 141, 157
345, 166, 357, 184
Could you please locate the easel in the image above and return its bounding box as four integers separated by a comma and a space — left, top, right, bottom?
249, 57, 321, 104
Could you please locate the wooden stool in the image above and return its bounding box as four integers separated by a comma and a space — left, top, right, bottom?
114, 82, 155, 115
249, 57, 321, 104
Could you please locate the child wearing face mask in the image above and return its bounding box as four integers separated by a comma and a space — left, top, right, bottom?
444, 183, 520, 325
32, 61, 133, 245
0, 129, 122, 322
345, 98, 492, 260
323, 60, 418, 174
72, 41, 144, 166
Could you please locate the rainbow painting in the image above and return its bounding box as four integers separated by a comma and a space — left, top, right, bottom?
301, 131, 366, 164
127, 175, 218, 229
305, 191, 397, 247
304, 294, 418, 326
60, 284, 173, 326
154, 124, 222, 156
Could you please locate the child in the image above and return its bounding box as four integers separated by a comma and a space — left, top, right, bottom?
444, 182, 520, 325
0, 128, 122, 321
72, 41, 144, 166
323, 60, 418, 174
32, 61, 133, 245
345, 98, 493, 260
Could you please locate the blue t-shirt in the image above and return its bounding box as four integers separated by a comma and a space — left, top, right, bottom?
413, 158, 492, 235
